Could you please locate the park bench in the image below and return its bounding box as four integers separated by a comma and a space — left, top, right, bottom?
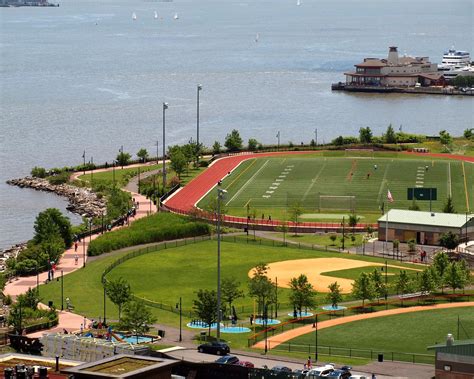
398, 291, 430, 300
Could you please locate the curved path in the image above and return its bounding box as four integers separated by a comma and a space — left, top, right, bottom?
164, 151, 474, 228
253, 301, 474, 350
5, 165, 157, 335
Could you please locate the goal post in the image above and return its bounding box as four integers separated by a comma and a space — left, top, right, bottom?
318, 194, 356, 213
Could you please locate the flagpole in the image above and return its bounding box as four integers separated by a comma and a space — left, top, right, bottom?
385, 202, 388, 257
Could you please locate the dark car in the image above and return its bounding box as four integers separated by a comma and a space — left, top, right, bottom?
327, 368, 352, 379
237, 361, 255, 368
197, 341, 230, 355
215, 355, 239, 365
271, 365, 293, 373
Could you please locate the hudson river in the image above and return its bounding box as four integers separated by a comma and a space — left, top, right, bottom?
0, 0, 473, 248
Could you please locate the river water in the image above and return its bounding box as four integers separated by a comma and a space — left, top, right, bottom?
0, 0, 473, 248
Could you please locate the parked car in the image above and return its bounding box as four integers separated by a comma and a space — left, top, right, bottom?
236, 360, 255, 368
349, 376, 367, 379
292, 369, 309, 379
215, 355, 239, 365
271, 365, 293, 373
197, 341, 230, 355
327, 368, 352, 379
306, 364, 335, 378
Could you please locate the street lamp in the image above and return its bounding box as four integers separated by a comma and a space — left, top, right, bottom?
155, 140, 159, 165
314, 128, 318, 146
82, 150, 86, 175
103, 278, 107, 324
314, 314, 318, 362
162, 102, 169, 191
197, 84, 202, 153
90, 156, 94, 186
176, 297, 182, 342
216, 184, 227, 341
119, 146, 124, 169
276, 131, 280, 150
61, 270, 64, 311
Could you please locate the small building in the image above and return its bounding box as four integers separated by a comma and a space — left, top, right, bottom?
428, 337, 474, 379
378, 209, 474, 245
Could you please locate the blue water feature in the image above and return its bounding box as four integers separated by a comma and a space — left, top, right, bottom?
288, 312, 314, 318
321, 305, 347, 311
114, 333, 154, 344
220, 326, 251, 334
187, 321, 223, 329
255, 318, 280, 326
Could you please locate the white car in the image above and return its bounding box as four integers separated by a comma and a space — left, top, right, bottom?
306, 364, 335, 378
349, 376, 368, 379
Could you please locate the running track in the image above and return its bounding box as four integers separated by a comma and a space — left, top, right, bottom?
164, 151, 474, 220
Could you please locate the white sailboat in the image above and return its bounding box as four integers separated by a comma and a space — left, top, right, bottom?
255, 33, 259, 43
297, 0, 301, 5
174, 13, 179, 20
154, 11, 158, 19
132, 12, 137, 20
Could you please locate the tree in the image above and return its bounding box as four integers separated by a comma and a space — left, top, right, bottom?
439, 130, 453, 145
224, 129, 243, 152
433, 252, 450, 293
116, 151, 131, 167
326, 282, 343, 309
170, 148, 187, 180
458, 259, 472, 291
417, 268, 436, 297
221, 277, 244, 316
442, 196, 456, 213
289, 201, 304, 236
444, 262, 465, 293
333, 136, 344, 146
193, 289, 218, 336
17, 287, 41, 310
33, 208, 73, 248
137, 148, 149, 163
248, 263, 275, 316
359, 127, 373, 144
463, 128, 474, 139
329, 234, 337, 245
370, 268, 386, 302
348, 214, 360, 234
120, 300, 156, 340
439, 231, 459, 250
351, 272, 374, 308
212, 141, 221, 154
384, 124, 397, 144
31, 166, 47, 178
395, 270, 410, 305
288, 274, 316, 316
106, 278, 132, 321
248, 138, 259, 151
392, 239, 400, 257
276, 220, 289, 246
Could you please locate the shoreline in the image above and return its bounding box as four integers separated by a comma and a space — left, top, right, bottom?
331, 83, 474, 96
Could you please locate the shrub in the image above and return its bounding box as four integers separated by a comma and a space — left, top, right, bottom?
87, 213, 210, 256
47, 171, 70, 185
31, 166, 47, 178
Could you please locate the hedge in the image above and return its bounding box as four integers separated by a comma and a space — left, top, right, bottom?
87, 213, 210, 256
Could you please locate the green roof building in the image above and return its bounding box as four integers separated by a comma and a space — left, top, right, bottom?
427, 336, 474, 378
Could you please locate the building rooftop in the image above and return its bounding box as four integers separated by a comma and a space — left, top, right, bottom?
428, 339, 474, 356
378, 209, 472, 228
355, 60, 387, 68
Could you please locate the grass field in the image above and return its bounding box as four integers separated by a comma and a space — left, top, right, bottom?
287, 307, 474, 356
78, 164, 162, 187
198, 155, 473, 220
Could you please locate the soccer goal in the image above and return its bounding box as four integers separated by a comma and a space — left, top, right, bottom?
318, 195, 356, 213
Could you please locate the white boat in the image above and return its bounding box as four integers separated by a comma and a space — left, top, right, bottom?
255, 33, 259, 43
154, 11, 158, 19
132, 12, 137, 20
438, 48, 470, 71
174, 13, 179, 20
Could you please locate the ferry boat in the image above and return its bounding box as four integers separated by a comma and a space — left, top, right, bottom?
438, 48, 471, 71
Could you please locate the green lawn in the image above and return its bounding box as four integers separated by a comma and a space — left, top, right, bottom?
269, 232, 365, 248
198, 155, 472, 219
287, 307, 474, 356
78, 164, 162, 187
321, 265, 419, 285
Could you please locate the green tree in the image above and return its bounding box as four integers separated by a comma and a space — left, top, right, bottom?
351, 272, 375, 308
169, 148, 187, 180
193, 289, 218, 336
248, 263, 275, 316
288, 274, 316, 316
137, 148, 149, 163
458, 259, 472, 291
439, 130, 453, 145
326, 282, 343, 309
433, 252, 450, 293
212, 141, 221, 154
395, 270, 410, 305
120, 300, 156, 340
439, 231, 459, 250
348, 213, 360, 233
106, 278, 132, 321
224, 129, 243, 152
7, 304, 23, 334
34, 208, 73, 248
221, 277, 244, 315
329, 234, 337, 245
116, 151, 132, 167
359, 127, 373, 144
463, 128, 474, 139
445, 262, 467, 293
370, 268, 386, 302
417, 268, 436, 296
248, 138, 259, 151
107, 190, 132, 221
333, 136, 344, 146
289, 201, 304, 236
31, 166, 47, 178
17, 287, 41, 310
276, 220, 289, 246
442, 195, 456, 213
384, 124, 397, 144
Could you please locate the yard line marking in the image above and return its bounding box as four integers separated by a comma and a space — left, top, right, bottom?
416, 185, 423, 188
302, 162, 327, 202
447, 162, 452, 197
224, 159, 257, 192
225, 160, 269, 206
462, 161, 470, 212
276, 179, 283, 182
269, 186, 277, 190
243, 198, 252, 208
281, 159, 286, 165
377, 163, 390, 204
272, 183, 280, 186
262, 195, 271, 198
266, 191, 274, 194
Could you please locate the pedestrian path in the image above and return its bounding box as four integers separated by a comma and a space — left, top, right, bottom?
4, 165, 157, 335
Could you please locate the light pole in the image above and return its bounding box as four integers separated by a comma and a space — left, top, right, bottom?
197, 84, 202, 157
90, 156, 94, 186
216, 184, 227, 341
119, 146, 124, 169
61, 270, 64, 311
82, 150, 86, 175
112, 161, 116, 190
103, 279, 107, 324
155, 140, 159, 165
276, 131, 280, 150
82, 232, 86, 268
176, 297, 182, 342
88, 217, 92, 244
162, 102, 168, 191
341, 216, 345, 251
275, 277, 278, 318
314, 314, 318, 362
314, 128, 318, 146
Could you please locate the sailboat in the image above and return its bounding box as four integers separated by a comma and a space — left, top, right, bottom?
255, 33, 259, 43
174, 13, 179, 20
154, 11, 158, 19
132, 12, 137, 20
297, 0, 301, 5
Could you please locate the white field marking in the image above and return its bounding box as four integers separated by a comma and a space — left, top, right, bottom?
269, 186, 278, 190
272, 183, 280, 186
416, 185, 423, 188
266, 191, 274, 194
243, 198, 252, 208
276, 179, 283, 182
279, 175, 286, 178
225, 160, 269, 206
448, 162, 452, 197
376, 163, 390, 204
262, 195, 271, 198
416, 181, 424, 184
281, 159, 286, 165
302, 161, 327, 201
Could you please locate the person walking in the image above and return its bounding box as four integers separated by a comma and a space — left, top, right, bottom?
74, 254, 79, 265
74, 241, 78, 252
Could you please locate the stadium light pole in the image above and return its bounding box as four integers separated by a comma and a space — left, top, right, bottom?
103, 278, 107, 324
61, 270, 64, 311
162, 102, 168, 191
197, 84, 202, 153
216, 184, 227, 341
314, 128, 318, 146
276, 131, 280, 150
314, 314, 318, 362
176, 297, 182, 342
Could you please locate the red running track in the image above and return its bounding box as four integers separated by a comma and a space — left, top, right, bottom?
164, 150, 474, 229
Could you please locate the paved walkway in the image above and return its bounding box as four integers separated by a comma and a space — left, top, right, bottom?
4, 164, 157, 336
253, 301, 474, 350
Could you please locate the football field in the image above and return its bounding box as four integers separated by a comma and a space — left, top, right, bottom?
198, 155, 473, 219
